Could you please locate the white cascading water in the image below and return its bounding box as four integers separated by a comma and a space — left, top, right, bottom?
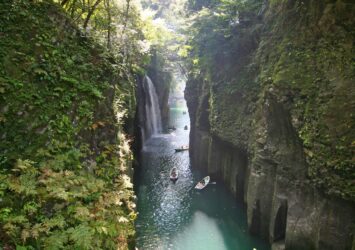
142, 75, 162, 143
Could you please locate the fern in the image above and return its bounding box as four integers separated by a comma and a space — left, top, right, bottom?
67, 225, 93, 249
0, 1, 137, 248
43, 231, 68, 250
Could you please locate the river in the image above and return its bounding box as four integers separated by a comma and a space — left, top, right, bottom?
135, 76, 269, 250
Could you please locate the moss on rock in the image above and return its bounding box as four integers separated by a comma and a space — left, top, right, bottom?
186, 0, 355, 201
0, 1, 137, 248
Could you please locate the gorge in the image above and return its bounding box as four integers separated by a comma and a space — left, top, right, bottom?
0, 0, 354, 249
135, 69, 270, 249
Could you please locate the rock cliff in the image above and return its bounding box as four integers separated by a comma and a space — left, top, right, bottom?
185, 1, 355, 249
147, 50, 172, 129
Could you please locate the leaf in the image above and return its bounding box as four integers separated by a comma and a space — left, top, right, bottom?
43, 231, 68, 250
67, 225, 93, 249
53, 87, 64, 92
118, 216, 129, 223
16, 246, 29, 250
61, 76, 79, 85
75, 207, 90, 220
91, 123, 99, 130
21, 229, 31, 242
43, 215, 66, 230
33, 68, 48, 76
101, 226, 108, 235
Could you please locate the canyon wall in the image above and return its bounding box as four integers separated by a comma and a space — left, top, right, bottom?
0, 1, 137, 248
185, 1, 355, 249
147, 50, 172, 129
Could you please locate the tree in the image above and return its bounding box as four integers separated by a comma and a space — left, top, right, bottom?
83, 0, 103, 31
104, 0, 112, 50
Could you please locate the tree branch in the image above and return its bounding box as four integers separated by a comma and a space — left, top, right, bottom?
83, 0, 102, 31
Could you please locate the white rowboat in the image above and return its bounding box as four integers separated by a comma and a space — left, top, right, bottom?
194, 176, 210, 190
175, 145, 189, 152
170, 167, 178, 181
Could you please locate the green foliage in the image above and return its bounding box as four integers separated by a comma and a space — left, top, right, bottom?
0, 0, 140, 248
185, 0, 355, 201
185, 0, 263, 144
255, 1, 355, 200
186, 0, 263, 81
187, 0, 217, 12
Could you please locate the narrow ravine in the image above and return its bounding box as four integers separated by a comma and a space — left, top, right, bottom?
1, 1, 353, 249
135, 71, 269, 250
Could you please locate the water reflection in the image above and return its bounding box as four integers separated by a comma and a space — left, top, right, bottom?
173, 211, 227, 250
135, 79, 269, 250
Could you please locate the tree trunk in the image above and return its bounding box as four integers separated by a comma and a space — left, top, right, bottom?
61, 0, 70, 6
122, 0, 131, 62
83, 0, 102, 32
105, 0, 112, 50
121, 0, 131, 36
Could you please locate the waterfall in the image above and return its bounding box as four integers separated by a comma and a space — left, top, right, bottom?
141, 75, 162, 143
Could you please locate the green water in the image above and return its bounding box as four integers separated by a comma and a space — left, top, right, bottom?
135, 86, 269, 250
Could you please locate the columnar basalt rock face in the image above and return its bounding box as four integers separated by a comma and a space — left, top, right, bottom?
185, 1, 355, 249
186, 84, 355, 249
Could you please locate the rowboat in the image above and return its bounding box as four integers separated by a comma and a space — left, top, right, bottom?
170, 167, 178, 181
168, 126, 176, 131
194, 176, 210, 190
175, 145, 189, 152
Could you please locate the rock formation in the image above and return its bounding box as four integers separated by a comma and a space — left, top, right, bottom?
185, 1, 355, 249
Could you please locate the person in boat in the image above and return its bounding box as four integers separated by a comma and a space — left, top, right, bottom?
196, 179, 205, 189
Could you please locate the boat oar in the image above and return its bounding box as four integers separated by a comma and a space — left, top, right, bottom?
190, 182, 217, 192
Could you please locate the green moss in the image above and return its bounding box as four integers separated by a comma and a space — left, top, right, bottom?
187, 0, 355, 201
0, 0, 137, 248
256, 1, 355, 200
